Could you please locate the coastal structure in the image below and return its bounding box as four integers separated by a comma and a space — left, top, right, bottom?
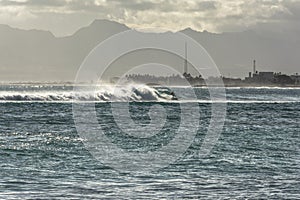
291, 73, 300, 84
245, 60, 297, 85
122, 57, 300, 87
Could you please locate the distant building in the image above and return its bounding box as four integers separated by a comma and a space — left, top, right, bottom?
245, 60, 274, 84
273, 74, 294, 85
256, 72, 274, 82
246, 71, 275, 84
291, 73, 300, 85
245, 60, 299, 86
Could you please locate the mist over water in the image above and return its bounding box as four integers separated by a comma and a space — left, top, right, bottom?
0, 85, 299, 199
0, 84, 299, 103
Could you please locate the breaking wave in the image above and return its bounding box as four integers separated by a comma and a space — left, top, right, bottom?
0, 84, 299, 103
0, 84, 176, 102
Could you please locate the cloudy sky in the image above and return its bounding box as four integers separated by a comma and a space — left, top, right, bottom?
0, 0, 299, 36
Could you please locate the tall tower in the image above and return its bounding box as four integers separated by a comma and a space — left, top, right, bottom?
184, 42, 188, 74
253, 60, 256, 74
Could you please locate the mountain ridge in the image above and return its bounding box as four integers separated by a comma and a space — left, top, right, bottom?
0, 19, 299, 81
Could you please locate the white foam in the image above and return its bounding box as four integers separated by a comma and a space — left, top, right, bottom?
0, 84, 175, 102
0, 84, 299, 103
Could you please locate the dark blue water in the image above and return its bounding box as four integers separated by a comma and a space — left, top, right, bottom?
0, 86, 299, 199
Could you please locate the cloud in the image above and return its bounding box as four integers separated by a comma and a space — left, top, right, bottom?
109, 0, 157, 11
0, 0, 298, 36
191, 1, 217, 12
0, 0, 65, 7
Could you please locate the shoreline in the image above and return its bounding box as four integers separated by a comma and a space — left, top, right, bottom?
0, 82, 300, 88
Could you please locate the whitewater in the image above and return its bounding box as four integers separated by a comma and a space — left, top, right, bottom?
0, 84, 299, 103
0, 84, 175, 102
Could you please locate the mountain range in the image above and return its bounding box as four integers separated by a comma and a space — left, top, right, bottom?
0, 19, 299, 82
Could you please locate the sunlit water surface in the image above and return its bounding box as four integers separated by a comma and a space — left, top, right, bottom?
0, 85, 299, 199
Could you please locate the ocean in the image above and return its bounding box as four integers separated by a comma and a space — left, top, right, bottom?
0, 84, 299, 199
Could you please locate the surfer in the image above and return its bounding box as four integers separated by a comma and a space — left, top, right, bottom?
170, 91, 178, 100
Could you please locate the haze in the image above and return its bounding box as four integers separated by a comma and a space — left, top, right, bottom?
0, 0, 299, 81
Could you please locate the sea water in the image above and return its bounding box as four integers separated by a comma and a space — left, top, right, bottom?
0, 85, 299, 199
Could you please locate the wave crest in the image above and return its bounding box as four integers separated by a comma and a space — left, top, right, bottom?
0, 84, 176, 102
